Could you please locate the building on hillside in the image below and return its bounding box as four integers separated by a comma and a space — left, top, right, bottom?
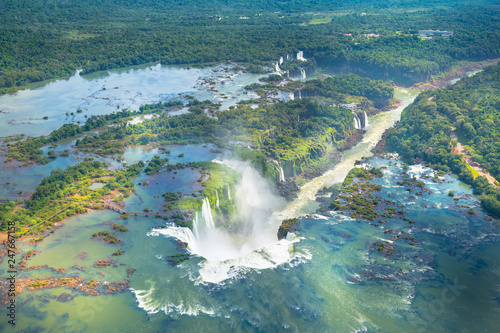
418, 30, 453, 38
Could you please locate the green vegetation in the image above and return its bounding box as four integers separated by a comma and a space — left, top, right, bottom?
92, 231, 122, 244
277, 218, 300, 240
290, 74, 394, 109
0, 1, 499, 94
342, 167, 384, 186
386, 64, 500, 217
167, 253, 190, 266
168, 162, 239, 224
0, 160, 144, 234
162, 192, 180, 202
112, 250, 125, 256
5, 107, 174, 164
8, 73, 386, 178
111, 223, 128, 232
330, 166, 412, 223
144, 155, 169, 175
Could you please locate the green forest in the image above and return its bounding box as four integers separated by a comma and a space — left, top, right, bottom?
386, 63, 500, 217
1, 0, 499, 93
6, 73, 393, 179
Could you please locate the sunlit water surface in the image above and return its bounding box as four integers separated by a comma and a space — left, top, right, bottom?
0, 66, 499, 333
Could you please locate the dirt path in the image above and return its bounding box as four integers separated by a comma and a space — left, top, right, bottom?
451, 132, 499, 187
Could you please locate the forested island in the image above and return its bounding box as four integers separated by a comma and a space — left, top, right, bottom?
0, 1, 499, 332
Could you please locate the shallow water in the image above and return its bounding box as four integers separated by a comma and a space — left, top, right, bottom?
3, 156, 499, 333
1, 66, 499, 333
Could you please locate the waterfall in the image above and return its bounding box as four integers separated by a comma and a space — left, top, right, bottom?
215, 190, 220, 209
289, 92, 295, 101
273, 160, 285, 182
300, 68, 306, 80
201, 197, 215, 229
287, 54, 291, 60
297, 51, 306, 61
279, 166, 285, 182
274, 62, 281, 73
279, 56, 284, 65
353, 114, 360, 129
298, 89, 302, 99
364, 111, 369, 128
227, 186, 231, 201
151, 161, 296, 283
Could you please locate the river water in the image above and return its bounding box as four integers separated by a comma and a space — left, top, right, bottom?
1, 65, 499, 333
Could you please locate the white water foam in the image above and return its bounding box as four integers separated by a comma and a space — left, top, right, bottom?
132, 283, 216, 316
149, 160, 306, 284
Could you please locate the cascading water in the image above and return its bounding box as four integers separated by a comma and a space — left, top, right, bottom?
279, 56, 284, 65
289, 92, 295, 100
274, 160, 285, 182
274, 62, 281, 73
215, 190, 220, 208
275, 87, 419, 220
152, 160, 303, 283
364, 111, 369, 128
298, 89, 302, 99
300, 68, 306, 80
227, 185, 231, 200
353, 114, 361, 129
201, 197, 215, 229
297, 51, 306, 61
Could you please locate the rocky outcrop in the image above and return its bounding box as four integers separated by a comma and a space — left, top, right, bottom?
277, 218, 300, 240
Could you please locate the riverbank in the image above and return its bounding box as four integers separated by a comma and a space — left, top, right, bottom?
413, 58, 500, 91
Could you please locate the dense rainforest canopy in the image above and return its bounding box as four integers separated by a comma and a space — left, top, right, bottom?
386, 63, 500, 217
0, 0, 499, 93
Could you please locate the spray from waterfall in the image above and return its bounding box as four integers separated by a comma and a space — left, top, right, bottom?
153, 160, 294, 283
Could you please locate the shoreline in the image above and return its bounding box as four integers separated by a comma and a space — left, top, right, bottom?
413, 58, 500, 91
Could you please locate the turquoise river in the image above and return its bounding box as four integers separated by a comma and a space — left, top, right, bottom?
0, 63, 499, 332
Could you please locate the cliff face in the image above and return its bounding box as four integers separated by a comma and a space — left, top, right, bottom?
277, 218, 300, 240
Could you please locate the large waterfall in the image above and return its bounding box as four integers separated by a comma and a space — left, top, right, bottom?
152, 161, 301, 283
